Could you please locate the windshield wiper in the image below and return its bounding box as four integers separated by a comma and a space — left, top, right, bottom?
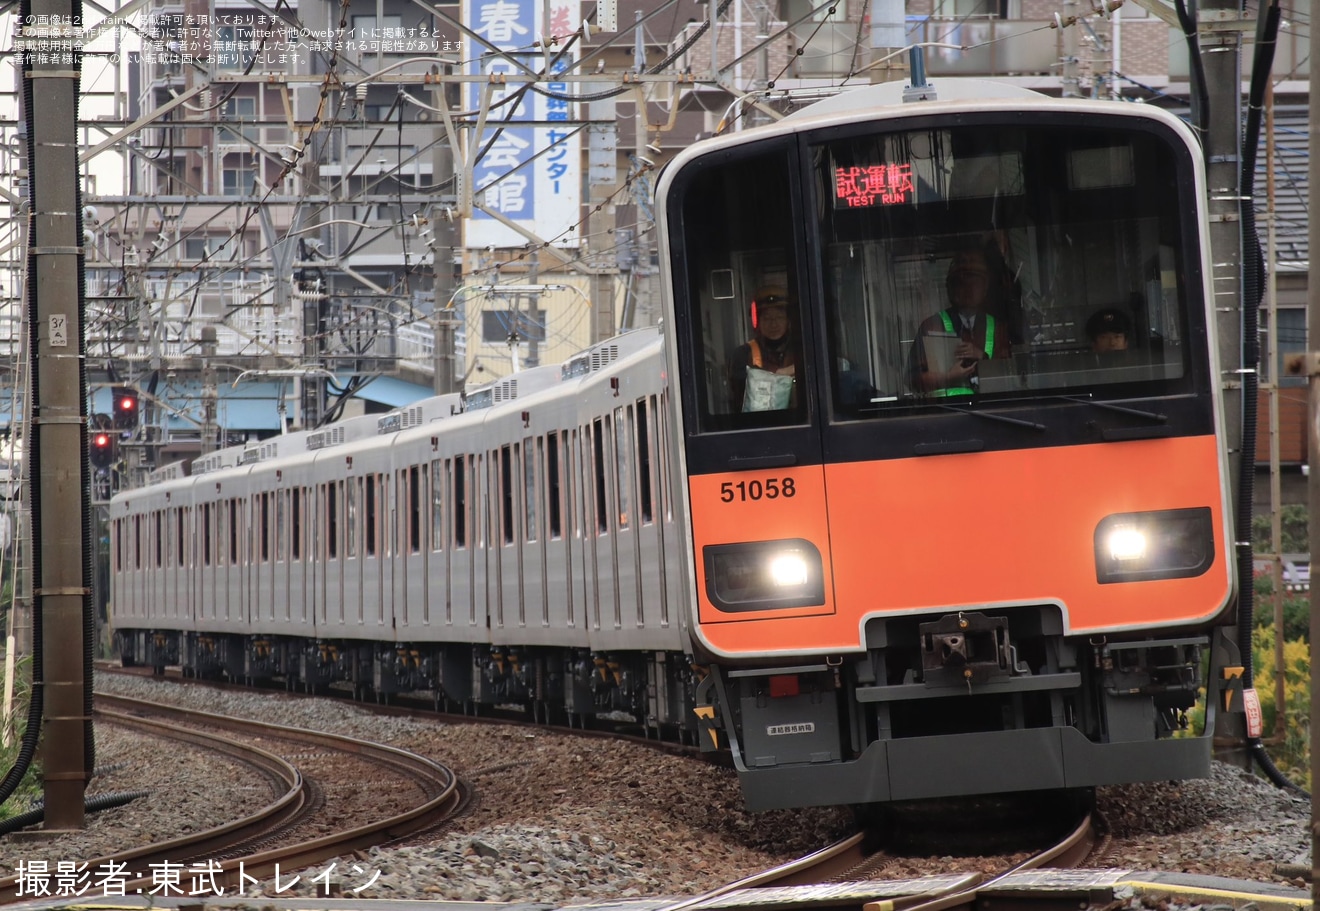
932, 403, 1046, 432
1059, 395, 1166, 423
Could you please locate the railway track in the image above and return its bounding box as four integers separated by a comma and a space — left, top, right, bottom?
87, 665, 1109, 911
658, 808, 1100, 911
0, 693, 463, 903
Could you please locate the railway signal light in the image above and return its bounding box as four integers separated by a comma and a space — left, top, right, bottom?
90, 431, 115, 469
112, 387, 140, 431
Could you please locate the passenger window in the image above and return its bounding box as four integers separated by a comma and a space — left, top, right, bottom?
454, 457, 467, 548
501, 446, 515, 545
546, 433, 562, 539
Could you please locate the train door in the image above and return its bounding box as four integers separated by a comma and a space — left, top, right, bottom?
632, 396, 666, 630
287, 487, 301, 630
346, 475, 362, 628
611, 406, 641, 631
475, 452, 490, 632
585, 419, 611, 631
274, 489, 285, 628
294, 485, 308, 628
167, 508, 177, 628
230, 498, 241, 629
656, 388, 678, 630
216, 499, 226, 627
454, 455, 470, 630
148, 510, 159, 627
491, 446, 505, 631
195, 504, 206, 630
361, 473, 382, 630
383, 472, 392, 628
311, 483, 324, 635
571, 428, 589, 630
426, 458, 443, 628
528, 435, 549, 630
495, 444, 516, 632
398, 464, 419, 628
249, 494, 260, 631
546, 430, 574, 631
174, 504, 187, 623
516, 439, 543, 631
425, 456, 440, 628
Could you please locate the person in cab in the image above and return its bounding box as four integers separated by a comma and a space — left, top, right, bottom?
730, 287, 800, 412
909, 243, 1012, 396
1086, 307, 1131, 353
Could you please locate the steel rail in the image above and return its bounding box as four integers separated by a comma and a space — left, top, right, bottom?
652, 811, 1096, 911
0, 708, 308, 902
0, 694, 463, 902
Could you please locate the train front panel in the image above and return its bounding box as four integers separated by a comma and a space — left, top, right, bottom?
659, 84, 1234, 808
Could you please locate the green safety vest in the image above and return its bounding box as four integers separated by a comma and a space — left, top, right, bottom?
929, 311, 995, 398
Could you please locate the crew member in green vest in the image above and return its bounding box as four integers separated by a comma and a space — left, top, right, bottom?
910, 243, 1011, 396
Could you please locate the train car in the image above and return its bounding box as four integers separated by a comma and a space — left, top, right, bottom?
110, 328, 697, 731
111, 76, 1238, 813
660, 79, 1236, 808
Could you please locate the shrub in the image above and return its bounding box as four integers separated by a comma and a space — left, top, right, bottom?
1251, 623, 1311, 790
1253, 504, 1309, 554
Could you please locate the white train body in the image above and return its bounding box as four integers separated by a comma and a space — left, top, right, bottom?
110, 329, 698, 731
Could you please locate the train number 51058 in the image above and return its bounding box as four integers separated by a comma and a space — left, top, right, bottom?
720, 478, 796, 502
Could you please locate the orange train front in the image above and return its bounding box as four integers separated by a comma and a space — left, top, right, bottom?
658, 80, 1238, 809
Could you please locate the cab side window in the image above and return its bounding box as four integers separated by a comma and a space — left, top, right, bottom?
673, 143, 807, 432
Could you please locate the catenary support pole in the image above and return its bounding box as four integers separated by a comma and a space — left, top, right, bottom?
1308, 0, 1320, 893
25, 0, 88, 828
1203, 0, 1249, 769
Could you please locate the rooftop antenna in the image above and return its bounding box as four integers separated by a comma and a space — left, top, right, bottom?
904, 46, 937, 103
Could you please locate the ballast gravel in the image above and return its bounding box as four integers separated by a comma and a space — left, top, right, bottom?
6, 672, 1304, 904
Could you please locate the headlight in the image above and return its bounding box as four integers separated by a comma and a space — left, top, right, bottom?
704, 539, 825, 611
1094, 508, 1214, 584
1106, 527, 1148, 561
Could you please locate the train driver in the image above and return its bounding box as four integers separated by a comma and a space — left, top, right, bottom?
909, 243, 1012, 396
730, 287, 800, 412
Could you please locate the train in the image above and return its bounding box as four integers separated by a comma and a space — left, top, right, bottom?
112, 77, 1238, 811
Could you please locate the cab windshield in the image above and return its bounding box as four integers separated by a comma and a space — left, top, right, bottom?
815, 123, 1197, 415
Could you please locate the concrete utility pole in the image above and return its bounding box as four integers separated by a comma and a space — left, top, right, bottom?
200, 365, 218, 455
432, 79, 459, 395
588, 92, 619, 343
25, 0, 89, 827
1201, 0, 1248, 768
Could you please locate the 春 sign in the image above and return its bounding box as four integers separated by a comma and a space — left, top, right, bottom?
463, 0, 581, 248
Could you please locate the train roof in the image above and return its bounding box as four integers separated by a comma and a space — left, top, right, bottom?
658, 79, 1199, 191
115, 327, 666, 504
780, 78, 1043, 123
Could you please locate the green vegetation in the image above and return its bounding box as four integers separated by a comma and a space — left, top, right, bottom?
1251, 622, 1310, 790
1249, 557, 1311, 790
1253, 504, 1309, 554
0, 654, 43, 819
